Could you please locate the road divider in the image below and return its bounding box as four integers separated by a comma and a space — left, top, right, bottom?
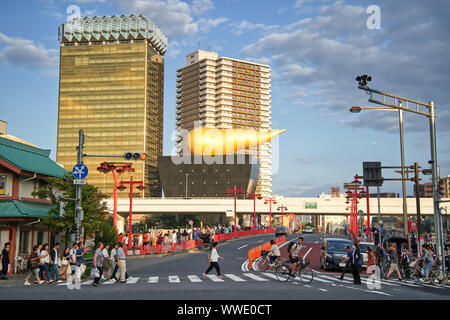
247, 235, 286, 270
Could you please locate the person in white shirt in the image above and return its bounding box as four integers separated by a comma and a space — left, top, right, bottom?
202, 242, 224, 279
268, 240, 281, 266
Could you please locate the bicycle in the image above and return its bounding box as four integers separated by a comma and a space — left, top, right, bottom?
404, 264, 448, 287
275, 259, 314, 284
257, 250, 284, 271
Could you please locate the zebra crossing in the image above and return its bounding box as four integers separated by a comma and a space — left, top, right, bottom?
58, 271, 447, 294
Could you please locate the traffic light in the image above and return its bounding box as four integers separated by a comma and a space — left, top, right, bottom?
363, 162, 383, 187
123, 152, 148, 161
438, 179, 446, 197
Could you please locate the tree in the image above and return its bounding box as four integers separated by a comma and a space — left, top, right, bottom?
94, 221, 118, 248
33, 173, 110, 246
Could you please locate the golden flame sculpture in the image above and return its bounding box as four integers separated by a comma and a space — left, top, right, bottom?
186, 127, 286, 156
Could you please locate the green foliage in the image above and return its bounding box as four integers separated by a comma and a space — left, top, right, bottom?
33, 173, 109, 245
94, 221, 118, 248
136, 214, 201, 230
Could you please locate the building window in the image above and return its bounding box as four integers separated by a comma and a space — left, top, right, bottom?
0, 175, 5, 196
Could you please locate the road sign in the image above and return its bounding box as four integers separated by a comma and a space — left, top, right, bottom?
344, 182, 361, 189
73, 179, 87, 185
189, 220, 193, 226
72, 163, 88, 179
305, 202, 317, 209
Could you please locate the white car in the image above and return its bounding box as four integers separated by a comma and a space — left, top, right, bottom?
303, 227, 314, 234
358, 242, 375, 269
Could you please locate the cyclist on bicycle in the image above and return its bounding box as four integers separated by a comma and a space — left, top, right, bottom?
268, 240, 280, 266
289, 237, 304, 275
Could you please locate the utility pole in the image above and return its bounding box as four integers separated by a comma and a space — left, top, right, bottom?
75, 129, 84, 243
413, 162, 422, 254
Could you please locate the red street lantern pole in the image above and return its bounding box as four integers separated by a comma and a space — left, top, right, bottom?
97, 162, 134, 230
264, 198, 277, 230
119, 176, 146, 247
277, 205, 288, 227
227, 185, 244, 232
247, 193, 262, 230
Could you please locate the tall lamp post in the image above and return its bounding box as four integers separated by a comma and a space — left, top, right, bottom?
247, 193, 262, 230
226, 185, 244, 232
277, 205, 288, 228
118, 176, 146, 246
264, 198, 277, 230
353, 75, 445, 269
97, 162, 134, 230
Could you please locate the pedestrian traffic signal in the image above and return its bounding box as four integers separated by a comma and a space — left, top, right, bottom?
123, 152, 148, 161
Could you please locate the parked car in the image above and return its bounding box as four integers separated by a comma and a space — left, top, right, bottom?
320, 238, 354, 271
275, 226, 289, 237
358, 242, 375, 269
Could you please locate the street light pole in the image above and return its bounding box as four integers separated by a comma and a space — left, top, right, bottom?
264, 198, 277, 230
247, 193, 262, 230
226, 186, 244, 232
354, 78, 445, 269
277, 205, 288, 228
398, 106, 409, 240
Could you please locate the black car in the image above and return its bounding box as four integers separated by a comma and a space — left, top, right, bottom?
275, 227, 289, 237
320, 238, 353, 271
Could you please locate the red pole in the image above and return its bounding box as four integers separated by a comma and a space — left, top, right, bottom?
253, 196, 256, 230
234, 185, 237, 233
128, 176, 133, 247
113, 171, 118, 230
366, 185, 371, 241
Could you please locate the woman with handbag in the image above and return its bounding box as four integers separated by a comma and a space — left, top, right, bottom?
59, 247, 71, 281
24, 246, 43, 285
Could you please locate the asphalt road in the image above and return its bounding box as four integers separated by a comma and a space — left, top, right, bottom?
0, 233, 448, 300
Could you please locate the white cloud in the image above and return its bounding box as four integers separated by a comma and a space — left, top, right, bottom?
113, 0, 218, 38
0, 32, 57, 71
230, 20, 280, 36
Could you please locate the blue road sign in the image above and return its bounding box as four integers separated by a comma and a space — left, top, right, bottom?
72, 163, 88, 179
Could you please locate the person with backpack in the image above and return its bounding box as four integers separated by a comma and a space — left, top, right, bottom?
24, 246, 42, 285
288, 237, 304, 276
202, 242, 224, 279
49, 242, 62, 284
350, 242, 363, 285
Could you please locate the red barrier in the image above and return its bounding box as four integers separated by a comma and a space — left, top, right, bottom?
126, 229, 275, 256
247, 235, 286, 270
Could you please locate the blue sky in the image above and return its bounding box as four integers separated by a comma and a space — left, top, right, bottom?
1, 0, 450, 197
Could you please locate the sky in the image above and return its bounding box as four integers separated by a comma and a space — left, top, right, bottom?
1, 0, 450, 197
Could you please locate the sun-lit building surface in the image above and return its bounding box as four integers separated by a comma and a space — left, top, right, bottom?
56, 14, 167, 197
175, 50, 272, 196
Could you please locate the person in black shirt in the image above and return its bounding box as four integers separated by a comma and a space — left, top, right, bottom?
1, 243, 10, 280
351, 242, 362, 285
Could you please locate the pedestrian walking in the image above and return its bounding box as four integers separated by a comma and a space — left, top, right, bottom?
69, 242, 78, 276
110, 243, 119, 281
339, 245, 352, 280
202, 242, 224, 278
350, 242, 362, 285
24, 245, 42, 285
116, 242, 127, 283
0, 243, 10, 280
93, 242, 104, 287
385, 244, 402, 281
49, 242, 62, 283
366, 247, 376, 274
76, 242, 85, 276
39, 243, 51, 283
101, 244, 110, 280
60, 247, 72, 282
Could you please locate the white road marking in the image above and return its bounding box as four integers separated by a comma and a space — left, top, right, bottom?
81, 280, 93, 285
238, 244, 248, 250
261, 272, 279, 280
318, 288, 328, 292
147, 276, 159, 283
364, 290, 392, 296
224, 274, 247, 282
257, 240, 264, 243
318, 274, 353, 284
187, 275, 202, 282
310, 276, 332, 283
207, 275, 225, 282
126, 277, 139, 284
103, 279, 116, 285
243, 273, 269, 281
169, 275, 180, 283
302, 247, 312, 262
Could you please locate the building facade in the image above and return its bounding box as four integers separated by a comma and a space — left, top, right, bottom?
56, 14, 167, 197
175, 50, 272, 196
0, 123, 67, 273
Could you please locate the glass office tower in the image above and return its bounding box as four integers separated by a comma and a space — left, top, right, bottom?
56, 14, 167, 197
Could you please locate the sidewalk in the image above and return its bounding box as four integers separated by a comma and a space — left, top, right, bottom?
0, 274, 27, 288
